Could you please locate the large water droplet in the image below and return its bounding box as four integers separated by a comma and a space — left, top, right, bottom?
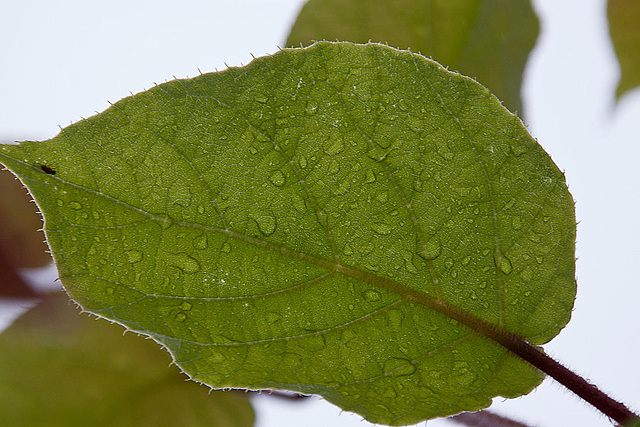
68, 201, 82, 210
180, 301, 192, 311
127, 250, 143, 263
255, 215, 277, 236
175, 312, 187, 322
269, 170, 286, 187
362, 289, 381, 302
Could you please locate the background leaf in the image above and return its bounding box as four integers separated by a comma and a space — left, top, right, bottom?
0, 293, 255, 426
287, 0, 539, 114
0, 42, 576, 425
607, 0, 640, 99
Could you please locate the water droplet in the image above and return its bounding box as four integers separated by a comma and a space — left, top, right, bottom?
420, 237, 441, 260
372, 222, 392, 235
498, 255, 513, 275
511, 143, 528, 156
68, 201, 82, 210
365, 169, 376, 183
524, 290, 532, 297
305, 100, 318, 115
362, 289, 381, 302
170, 253, 200, 273
461, 256, 471, 266
293, 198, 307, 213
249, 146, 258, 155
377, 191, 388, 202
57, 199, 64, 207
267, 312, 282, 323
175, 312, 187, 322
255, 215, 277, 236
479, 282, 487, 289
326, 139, 344, 155
535, 255, 544, 264
298, 156, 308, 169
383, 358, 416, 377
180, 301, 192, 311
512, 216, 523, 229
221, 242, 232, 253
92, 211, 101, 220
383, 388, 397, 398
197, 205, 205, 214
269, 170, 286, 187
127, 250, 143, 263
256, 97, 268, 104
193, 235, 208, 250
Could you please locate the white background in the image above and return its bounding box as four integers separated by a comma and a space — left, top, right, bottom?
1, 1, 638, 426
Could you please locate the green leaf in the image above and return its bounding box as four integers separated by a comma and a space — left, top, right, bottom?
0, 42, 576, 425
287, 0, 539, 114
608, 0, 640, 99
0, 293, 255, 427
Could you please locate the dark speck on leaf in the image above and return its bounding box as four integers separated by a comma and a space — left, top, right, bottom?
39, 164, 56, 175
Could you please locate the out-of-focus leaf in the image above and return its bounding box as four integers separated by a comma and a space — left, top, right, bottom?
0, 293, 255, 426
0, 167, 50, 268
286, 0, 539, 114
608, 0, 640, 99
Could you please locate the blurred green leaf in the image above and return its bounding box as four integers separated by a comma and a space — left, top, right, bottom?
287, 0, 539, 114
0, 294, 255, 426
0, 42, 576, 425
608, 0, 640, 99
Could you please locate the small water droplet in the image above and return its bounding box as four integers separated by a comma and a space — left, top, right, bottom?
305, 100, 318, 115
535, 255, 544, 264
498, 255, 513, 275
221, 242, 232, 253
69, 201, 82, 210
372, 222, 392, 235
298, 156, 308, 168
267, 312, 281, 323
175, 312, 187, 322
92, 211, 101, 220
461, 256, 471, 266
362, 289, 381, 302
255, 215, 277, 236
170, 253, 200, 273
256, 97, 268, 104
127, 250, 142, 263
57, 199, 64, 207
197, 205, 205, 214
383, 388, 397, 398
180, 301, 192, 311
513, 216, 523, 229
524, 290, 532, 297
365, 169, 376, 183
420, 237, 441, 260
383, 358, 416, 377
269, 170, 286, 187
193, 235, 208, 250
326, 139, 344, 155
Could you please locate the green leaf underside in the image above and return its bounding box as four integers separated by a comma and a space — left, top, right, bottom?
0, 42, 576, 425
287, 0, 539, 114
0, 294, 254, 427
608, 0, 640, 99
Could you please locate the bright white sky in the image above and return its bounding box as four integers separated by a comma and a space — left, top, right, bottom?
0, 1, 638, 426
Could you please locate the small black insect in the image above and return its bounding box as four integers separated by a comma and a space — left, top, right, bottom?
39, 164, 56, 175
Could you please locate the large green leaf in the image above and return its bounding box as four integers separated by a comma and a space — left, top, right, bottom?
608, 0, 640, 99
0, 293, 255, 426
0, 42, 576, 425
287, 0, 539, 114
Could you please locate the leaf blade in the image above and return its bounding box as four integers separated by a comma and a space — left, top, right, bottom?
0, 42, 576, 425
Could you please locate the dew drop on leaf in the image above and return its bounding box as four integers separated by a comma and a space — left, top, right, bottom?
255, 215, 277, 236
68, 201, 82, 210
498, 255, 513, 275
221, 242, 231, 253
362, 289, 382, 302
269, 170, 286, 187
126, 250, 142, 263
